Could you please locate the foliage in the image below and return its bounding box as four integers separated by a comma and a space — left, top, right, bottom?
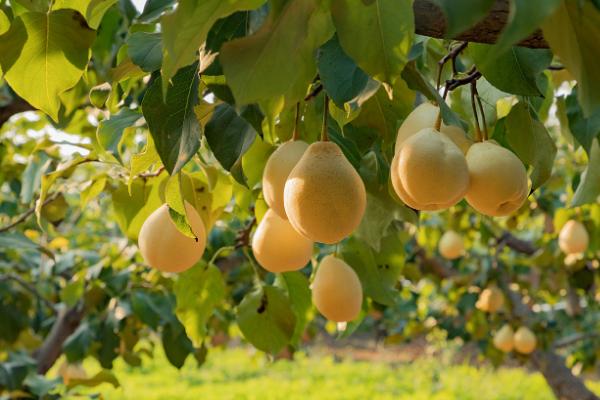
0, 0, 600, 398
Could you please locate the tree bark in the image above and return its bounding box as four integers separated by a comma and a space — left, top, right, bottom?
32, 305, 85, 375
414, 0, 549, 49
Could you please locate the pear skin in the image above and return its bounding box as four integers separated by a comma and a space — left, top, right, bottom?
558, 220, 589, 255
438, 230, 464, 259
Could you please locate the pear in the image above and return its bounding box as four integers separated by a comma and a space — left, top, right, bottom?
493, 324, 514, 353
476, 286, 504, 313
138, 202, 206, 273
558, 220, 589, 255
284, 141, 366, 244
312, 255, 362, 322
251, 209, 313, 273
514, 326, 537, 354
58, 362, 87, 385
391, 128, 469, 211
438, 230, 464, 259
262, 140, 309, 219
465, 141, 528, 217
395, 102, 472, 154
41, 194, 68, 223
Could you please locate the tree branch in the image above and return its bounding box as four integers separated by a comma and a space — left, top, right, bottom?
414, 0, 549, 49
0, 274, 56, 314
0, 192, 62, 233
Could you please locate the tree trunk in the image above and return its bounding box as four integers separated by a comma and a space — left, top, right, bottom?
413, 0, 549, 48
32, 305, 85, 374
531, 350, 599, 400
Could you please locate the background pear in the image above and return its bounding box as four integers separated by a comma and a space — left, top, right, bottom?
138, 202, 206, 273
251, 209, 313, 273
438, 230, 464, 259
476, 286, 504, 313
465, 141, 528, 217
284, 141, 366, 244
493, 324, 514, 353
395, 102, 472, 154
391, 128, 469, 211
558, 220, 589, 255
312, 255, 362, 322
262, 140, 309, 219
514, 327, 537, 354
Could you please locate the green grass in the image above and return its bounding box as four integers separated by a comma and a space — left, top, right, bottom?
87, 347, 599, 400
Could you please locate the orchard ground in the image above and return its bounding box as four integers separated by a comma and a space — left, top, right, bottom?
69, 340, 600, 400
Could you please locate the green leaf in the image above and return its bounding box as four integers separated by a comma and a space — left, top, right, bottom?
236, 286, 296, 354
542, 0, 600, 116
432, 0, 494, 37
493, 0, 559, 56
53, 0, 118, 29
138, 0, 176, 22
573, 138, 600, 206
63, 323, 93, 362
60, 277, 84, 307
164, 174, 197, 239
0, 10, 10, 35
67, 369, 120, 389
331, 0, 414, 84
162, 319, 193, 369
80, 176, 107, 209
471, 44, 552, 96
127, 32, 162, 72
89, 82, 111, 108
505, 102, 556, 192
354, 193, 405, 252
565, 88, 600, 155
198, 102, 257, 174
161, 0, 265, 95
128, 134, 161, 193
0, 232, 54, 259
317, 35, 369, 108
401, 61, 465, 129
20, 152, 50, 204
278, 272, 311, 346
174, 263, 226, 346
130, 290, 173, 329
0, 10, 96, 121
141, 63, 200, 175
220, 0, 333, 108
96, 109, 142, 163
341, 237, 400, 306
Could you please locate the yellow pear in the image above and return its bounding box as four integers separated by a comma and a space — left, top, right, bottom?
251, 209, 313, 273
558, 220, 589, 255
465, 141, 528, 217
493, 324, 514, 353
514, 326, 537, 354
312, 255, 362, 322
262, 140, 309, 219
476, 286, 504, 313
395, 102, 472, 154
138, 202, 206, 273
391, 128, 469, 211
58, 362, 87, 385
284, 141, 366, 244
438, 230, 464, 259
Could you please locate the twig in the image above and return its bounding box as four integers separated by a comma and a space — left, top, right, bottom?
0, 192, 62, 233
547, 64, 565, 71
321, 95, 329, 142
436, 41, 468, 90
292, 102, 301, 141
0, 273, 57, 313
138, 166, 165, 179
235, 217, 256, 249
446, 67, 482, 91
554, 332, 599, 349
304, 84, 323, 101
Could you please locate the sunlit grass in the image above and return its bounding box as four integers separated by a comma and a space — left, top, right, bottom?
74, 346, 600, 400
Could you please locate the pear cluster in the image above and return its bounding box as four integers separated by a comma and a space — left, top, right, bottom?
391, 103, 529, 217
254, 137, 366, 322
138, 202, 207, 273
493, 324, 537, 355
558, 220, 589, 255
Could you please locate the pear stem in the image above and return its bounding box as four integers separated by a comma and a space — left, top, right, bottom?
321, 94, 329, 142
292, 102, 301, 141
470, 81, 483, 142
474, 84, 488, 141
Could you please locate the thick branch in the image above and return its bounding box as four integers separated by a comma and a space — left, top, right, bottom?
33, 305, 85, 375
414, 0, 549, 49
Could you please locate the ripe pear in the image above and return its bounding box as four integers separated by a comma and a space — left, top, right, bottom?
465, 141, 528, 217
391, 128, 469, 211
251, 209, 313, 273
514, 326, 537, 354
476, 286, 504, 313
558, 220, 589, 255
138, 202, 206, 273
284, 141, 366, 244
493, 324, 514, 353
395, 102, 472, 154
312, 255, 362, 322
438, 230, 464, 259
262, 140, 309, 219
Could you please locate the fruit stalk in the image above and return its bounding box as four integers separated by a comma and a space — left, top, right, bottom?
321, 94, 329, 142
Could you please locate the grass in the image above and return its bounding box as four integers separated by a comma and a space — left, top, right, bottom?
75, 346, 600, 400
